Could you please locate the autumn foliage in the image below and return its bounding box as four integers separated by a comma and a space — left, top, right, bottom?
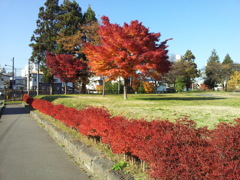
143, 82, 155, 93
23, 94, 240, 179
46, 52, 87, 83
84, 16, 171, 99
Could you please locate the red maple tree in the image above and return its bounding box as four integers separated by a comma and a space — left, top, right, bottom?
46, 52, 86, 94
84, 16, 172, 99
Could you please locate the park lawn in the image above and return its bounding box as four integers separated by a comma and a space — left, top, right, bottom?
38, 91, 240, 129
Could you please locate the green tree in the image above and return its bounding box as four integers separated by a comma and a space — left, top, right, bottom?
175, 76, 185, 92
207, 49, 220, 63
30, 0, 60, 57
57, 0, 83, 54
163, 50, 199, 91
204, 49, 221, 89
30, 0, 91, 94
221, 53, 234, 90
222, 53, 233, 65
29, 0, 60, 94
83, 5, 97, 23
181, 50, 199, 90
182, 50, 195, 61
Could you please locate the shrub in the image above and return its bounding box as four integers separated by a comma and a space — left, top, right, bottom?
96, 85, 103, 94
105, 82, 119, 94
175, 75, 185, 92
207, 119, 240, 179
200, 83, 208, 91
137, 84, 145, 94
23, 94, 34, 105
76, 106, 112, 137
143, 82, 155, 93
24, 95, 240, 179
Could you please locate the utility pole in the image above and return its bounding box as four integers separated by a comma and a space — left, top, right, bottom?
37, 62, 39, 96
27, 59, 30, 95
12, 57, 14, 80
12, 57, 15, 100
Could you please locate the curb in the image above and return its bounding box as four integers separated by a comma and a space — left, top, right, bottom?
23, 104, 134, 180
0, 100, 5, 114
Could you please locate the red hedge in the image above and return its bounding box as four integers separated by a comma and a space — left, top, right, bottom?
23, 94, 240, 179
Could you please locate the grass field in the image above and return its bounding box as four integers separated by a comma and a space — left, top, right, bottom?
38, 91, 240, 129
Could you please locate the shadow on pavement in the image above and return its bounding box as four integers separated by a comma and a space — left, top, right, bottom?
2, 106, 29, 115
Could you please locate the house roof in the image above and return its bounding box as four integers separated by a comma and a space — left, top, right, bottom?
15, 76, 27, 80
0, 73, 11, 77
31, 71, 44, 75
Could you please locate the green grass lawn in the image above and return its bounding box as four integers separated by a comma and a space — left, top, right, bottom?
37, 91, 240, 129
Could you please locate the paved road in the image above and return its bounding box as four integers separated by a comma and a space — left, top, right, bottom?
0, 104, 92, 180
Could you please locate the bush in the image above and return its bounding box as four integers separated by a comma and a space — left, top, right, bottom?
96, 85, 103, 94
105, 82, 122, 94
23, 94, 240, 179
175, 75, 185, 92
23, 94, 34, 106
137, 84, 145, 94
143, 82, 154, 93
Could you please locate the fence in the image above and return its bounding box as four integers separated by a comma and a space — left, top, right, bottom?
0, 89, 25, 101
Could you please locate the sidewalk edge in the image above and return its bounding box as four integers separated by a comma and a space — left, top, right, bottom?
23, 103, 134, 180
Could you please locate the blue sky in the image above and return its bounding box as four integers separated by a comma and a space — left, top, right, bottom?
0, 0, 239, 75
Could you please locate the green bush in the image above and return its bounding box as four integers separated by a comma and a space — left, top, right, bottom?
105, 82, 123, 94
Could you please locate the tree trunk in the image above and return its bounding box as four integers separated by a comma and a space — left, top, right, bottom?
64, 82, 67, 95
81, 82, 86, 94
102, 77, 105, 97
72, 81, 75, 94
50, 75, 54, 95
118, 77, 121, 94
123, 78, 128, 100
50, 83, 53, 95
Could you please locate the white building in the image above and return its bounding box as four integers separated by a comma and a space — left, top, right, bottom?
21, 63, 44, 91
21, 63, 73, 93
0, 74, 11, 90
14, 76, 27, 90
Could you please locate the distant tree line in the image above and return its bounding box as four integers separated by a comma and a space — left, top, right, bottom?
162, 49, 236, 92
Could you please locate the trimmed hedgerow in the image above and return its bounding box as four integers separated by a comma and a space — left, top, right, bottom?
23, 94, 240, 179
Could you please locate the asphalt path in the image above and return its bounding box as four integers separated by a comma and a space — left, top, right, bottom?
0, 104, 91, 180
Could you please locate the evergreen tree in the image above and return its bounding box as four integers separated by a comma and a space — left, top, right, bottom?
182, 50, 195, 62
29, 0, 60, 94
30, 0, 60, 59
163, 50, 199, 91
221, 53, 234, 91
83, 5, 97, 23
181, 50, 199, 90
207, 49, 220, 63
204, 49, 221, 89
57, 0, 83, 53
222, 53, 233, 64
56, 3, 98, 54
56, 4, 99, 93
58, 0, 83, 35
